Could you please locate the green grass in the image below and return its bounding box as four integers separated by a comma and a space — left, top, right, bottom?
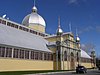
0, 68, 93, 75
0, 70, 70, 75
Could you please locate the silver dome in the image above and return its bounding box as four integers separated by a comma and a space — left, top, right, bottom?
56, 17, 63, 35
22, 6, 46, 27
56, 27, 63, 34
76, 36, 80, 41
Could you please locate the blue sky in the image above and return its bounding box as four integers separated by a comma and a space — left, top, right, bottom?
0, 0, 100, 56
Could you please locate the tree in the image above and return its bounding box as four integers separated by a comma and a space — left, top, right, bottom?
81, 42, 95, 54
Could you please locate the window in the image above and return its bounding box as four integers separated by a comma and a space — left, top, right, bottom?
77, 52, 79, 62
0, 47, 5, 57
0, 46, 53, 61
19, 26, 23, 30
64, 51, 67, 61
46, 53, 48, 60
30, 30, 33, 33
13, 49, 19, 58
7, 22, 11, 26
2, 20, 6, 25
0, 19, 2, 23
48, 53, 53, 61
48, 53, 50, 60
19, 50, 24, 59
11, 23, 15, 27
14, 24, 18, 29
35, 51, 38, 60
39, 52, 43, 60
58, 50, 60, 61
25, 28, 29, 32
44, 53, 47, 60
51, 54, 53, 60
31, 51, 34, 59
5, 47, 12, 58
25, 50, 29, 59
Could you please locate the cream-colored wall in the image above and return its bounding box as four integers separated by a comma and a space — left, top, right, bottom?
46, 34, 76, 49
0, 58, 53, 72
29, 25, 45, 33
46, 37, 57, 42
81, 63, 92, 68
49, 47, 56, 53
64, 61, 69, 70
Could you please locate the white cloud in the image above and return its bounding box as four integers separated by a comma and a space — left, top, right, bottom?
78, 26, 94, 34
68, 0, 78, 4
96, 26, 100, 32
69, 0, 78, 4
67, 0, 87, 5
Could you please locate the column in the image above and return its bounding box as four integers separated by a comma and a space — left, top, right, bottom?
56, 50, 58, 70
60, 46, 63, 70
12, 48, 14, 58
29, 50, 31, 59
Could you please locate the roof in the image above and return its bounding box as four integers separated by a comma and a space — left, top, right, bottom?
0, 24, 51, 52
22, 11, 46, 27
45, 32, 73, 38
81, 49, 91, 59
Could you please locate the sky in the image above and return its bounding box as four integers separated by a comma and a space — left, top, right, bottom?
0, 0, 100, 56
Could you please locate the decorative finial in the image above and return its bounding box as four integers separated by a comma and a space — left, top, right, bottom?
56, 17, 63, 36
32, 0, 37, 13
58, 16, 61, 28
76, 28, 78, 36
34, 0, 36, 7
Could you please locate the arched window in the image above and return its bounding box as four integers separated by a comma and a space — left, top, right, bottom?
71, 52, 74, 57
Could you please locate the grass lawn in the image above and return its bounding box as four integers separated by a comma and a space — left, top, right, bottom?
0, 70, 68, 75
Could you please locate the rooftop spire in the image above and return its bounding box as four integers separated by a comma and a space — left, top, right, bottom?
56, 17, 63, 36
32, 0, 37, 13
34, 0, 36, 7
58, 16, 61, 28
76, 28, 78, 36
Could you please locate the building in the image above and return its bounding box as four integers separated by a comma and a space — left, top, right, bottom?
0, 3, 94, 72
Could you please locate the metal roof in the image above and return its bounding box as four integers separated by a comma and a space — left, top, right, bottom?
81, 49, 91, 58
0, 24, 51, 52
22, 12, 46, 27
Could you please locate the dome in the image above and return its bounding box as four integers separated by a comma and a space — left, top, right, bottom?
56, 17, 63, 35
22, 6, 46, 27
76, 36, 80, 41
56, 28, 63, 34
56, 26, 63, 36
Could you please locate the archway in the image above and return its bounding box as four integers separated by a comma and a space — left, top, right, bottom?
70, 52, 75, 70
